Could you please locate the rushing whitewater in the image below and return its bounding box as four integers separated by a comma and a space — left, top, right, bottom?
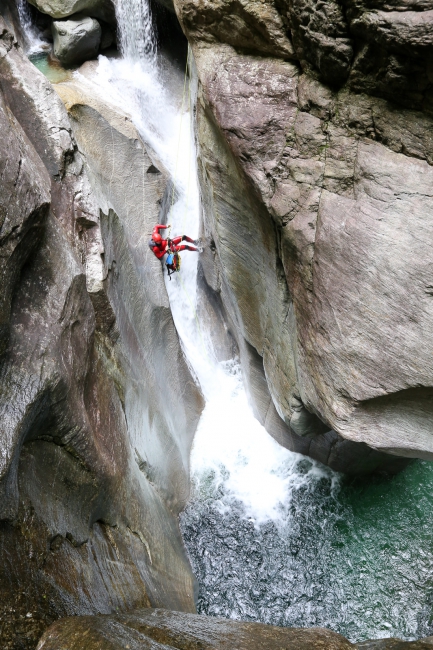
23, 0, 433, 642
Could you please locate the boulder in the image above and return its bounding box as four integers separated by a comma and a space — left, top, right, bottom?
27, 0, 115, 23
36, 608, 355, 650
52, 15, 101, 67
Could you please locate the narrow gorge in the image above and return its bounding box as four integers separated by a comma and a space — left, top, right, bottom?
0, 0, 432, 648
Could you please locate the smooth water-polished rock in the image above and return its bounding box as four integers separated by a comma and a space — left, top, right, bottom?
36, 608, 355, 650
189, 43, 410, 474
0, 32, 50, 357
27, 0, 115, 22
0, 17, 202, 650
52, 15, 101, 66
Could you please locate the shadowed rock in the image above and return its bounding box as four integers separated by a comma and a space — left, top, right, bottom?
281, 0, 354, 87
0, 42, 50, 357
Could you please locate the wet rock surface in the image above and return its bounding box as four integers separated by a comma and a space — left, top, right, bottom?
0, 17, 201, 650
36, 608, 356, 650
27, 0, 115, 23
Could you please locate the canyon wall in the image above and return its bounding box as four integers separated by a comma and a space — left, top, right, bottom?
174, 0, 433, 473
0, 15, 202, 649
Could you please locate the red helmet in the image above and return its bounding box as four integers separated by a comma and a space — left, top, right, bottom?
153, 233, 162, 244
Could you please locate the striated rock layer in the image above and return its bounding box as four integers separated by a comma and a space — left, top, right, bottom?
173, 0, 433, 472
0, 15, 202, 650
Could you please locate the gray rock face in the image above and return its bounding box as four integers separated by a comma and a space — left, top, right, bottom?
0, 17, 202, 650
345, 3, 433, 111
174, 0, 433, 470
52, 15, 101, 66
0, 45, 50, 357
28, 0, 115, 23
176, 0, 433, 110
36, 608, 355, 650
284, 0, 353, 87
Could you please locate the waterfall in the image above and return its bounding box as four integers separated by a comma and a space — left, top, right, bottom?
116, 0, 157, 64
16, 0, 33, 34
16, 0, 46, 53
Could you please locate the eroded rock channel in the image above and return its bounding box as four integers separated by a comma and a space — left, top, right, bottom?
0, 0, 432, 648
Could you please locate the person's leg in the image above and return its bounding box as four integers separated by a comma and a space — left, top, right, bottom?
171, 236, 182, 246
182, 235, 196, 244
176, 244, 198, 252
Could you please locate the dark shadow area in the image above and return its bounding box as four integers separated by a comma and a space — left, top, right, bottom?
151, 0, 188, 73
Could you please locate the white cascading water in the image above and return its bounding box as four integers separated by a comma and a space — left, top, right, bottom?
22, 0, 433, 640
16, 0, 47, 53
116, 0, 156, 63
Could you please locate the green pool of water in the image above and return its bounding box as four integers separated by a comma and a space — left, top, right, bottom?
181, 458, 433, 642
333, 459, 433, 639
29, 51, 73, 83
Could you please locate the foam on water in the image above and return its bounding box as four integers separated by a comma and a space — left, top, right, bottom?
188, 367, 337, 525
151, 60, 333, 529
76, 55, 188, 185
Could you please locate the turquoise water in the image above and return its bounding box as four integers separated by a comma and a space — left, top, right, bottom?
29, 51, 72, 83
181, 458, 433, 642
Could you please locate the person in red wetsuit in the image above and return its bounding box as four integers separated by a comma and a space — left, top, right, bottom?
148, 223, 170, 259
169, 235, 199, 253
148, 224, 200, 259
